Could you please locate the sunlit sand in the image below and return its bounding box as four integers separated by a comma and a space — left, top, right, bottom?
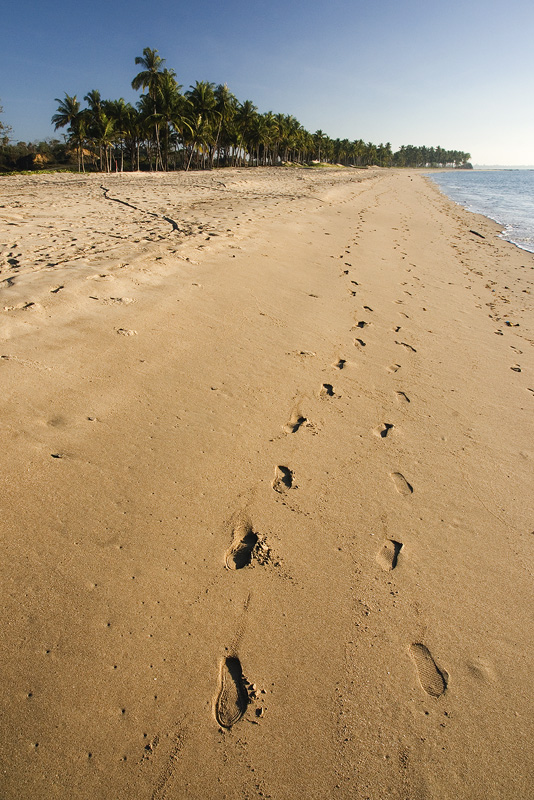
1, 167, 533, 799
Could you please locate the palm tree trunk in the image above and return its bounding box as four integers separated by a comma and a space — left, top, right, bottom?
186, 143, 195, 172
154, 123, 164, 171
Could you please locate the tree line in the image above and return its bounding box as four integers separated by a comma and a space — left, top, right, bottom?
1, 50, 472, 172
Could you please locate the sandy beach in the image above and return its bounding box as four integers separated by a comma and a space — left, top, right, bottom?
1, 167, 533, 799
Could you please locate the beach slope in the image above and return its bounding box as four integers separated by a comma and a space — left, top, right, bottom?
0, 167, 533, 799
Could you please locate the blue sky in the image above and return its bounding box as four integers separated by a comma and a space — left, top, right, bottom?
1, 0, 533, 164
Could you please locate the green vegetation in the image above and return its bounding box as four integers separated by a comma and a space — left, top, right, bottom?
394, 145, 472, 169
1, 99, 71, 172
0, 137, 72, 172
1, 54, 472, 173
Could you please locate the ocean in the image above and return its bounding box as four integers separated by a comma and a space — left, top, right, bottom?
426, 170, 534, 253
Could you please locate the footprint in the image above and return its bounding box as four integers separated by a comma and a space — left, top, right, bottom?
334, 358, 346, 370
374, 423, 394, 438
107, 296, 134, 305
396, 341, 417, 352
467, 657, 497, 684
395, 391, 410, 403
390, 472, 413, 495
511, 365, 521, 372
354, 338, 366, 348
319, 383, 335, 397
376, 540, 403, 570
387, 364, 401, 373
409, 643, 448, 698
272, 465, 293, 493
355, 320, 369, 329
284, 412, 308, 433
225, 524, 259, 570
215, 656, 249, 728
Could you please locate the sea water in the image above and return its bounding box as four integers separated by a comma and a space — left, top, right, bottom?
426, 170, 534, 253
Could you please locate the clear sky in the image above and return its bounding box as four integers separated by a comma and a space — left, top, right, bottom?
1, 0, 533, 165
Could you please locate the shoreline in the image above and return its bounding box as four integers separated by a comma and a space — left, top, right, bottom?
425, 174, 534, 254
1, 168, 533, 800
425, 170, 534, 254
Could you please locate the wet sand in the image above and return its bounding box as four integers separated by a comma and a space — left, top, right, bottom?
1, 167, 533, 799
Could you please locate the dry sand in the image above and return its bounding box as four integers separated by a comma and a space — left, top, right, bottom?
0, 167, 533, 799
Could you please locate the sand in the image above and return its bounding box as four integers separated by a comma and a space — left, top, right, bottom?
0, 167, 533, 800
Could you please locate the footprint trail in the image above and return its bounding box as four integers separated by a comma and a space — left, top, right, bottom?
284, 411, 308, 434
376, 539, 403, 571
272, 465, 293, 493
225, 523, 259, 570
409, 643, 448, 697
390, 472, 413, 495
215, 656, 249, 728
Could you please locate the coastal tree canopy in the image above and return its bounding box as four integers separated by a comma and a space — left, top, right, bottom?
4, 54, 472, 172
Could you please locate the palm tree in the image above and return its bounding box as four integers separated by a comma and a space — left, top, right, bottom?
376, 142, 392, 167
105, 98, 134, 171
83, 90, 106, 169
322, 136, 334, 164
214, 83, 237, 167
132, 48, 166, 169
296, 127, 313, 165
125, 106, 144, 171
52, 93, 80, 131
365, 142, 377, 166
235, 100, 258, 166
185, 81, 219, 169
153, 69, 183, 169
99, 115, 116, 172
132, 47, 165, 96
52, 93, 86, 171
276, 114, 300, 164
136, 93, 158, 170
255, 112, 277, 166
82, 91, 119, 172
313, 130, 326, 163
